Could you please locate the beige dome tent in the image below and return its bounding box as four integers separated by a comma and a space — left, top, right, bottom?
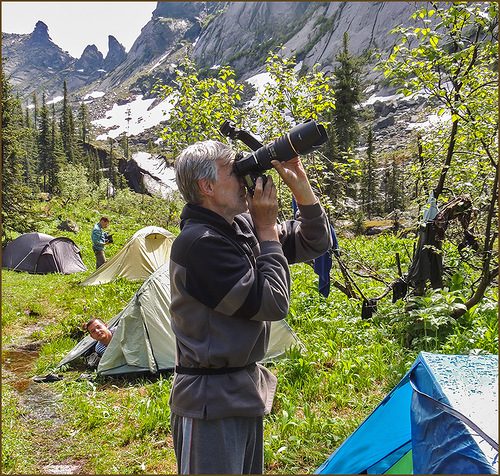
81, 226, 174, 286
59, 263, 302, 376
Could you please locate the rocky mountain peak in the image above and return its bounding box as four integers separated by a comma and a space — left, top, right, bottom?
28, 20, 51, 44
75, 44, 104, 72
103, 35, 126, 71
152, 1, 208, 21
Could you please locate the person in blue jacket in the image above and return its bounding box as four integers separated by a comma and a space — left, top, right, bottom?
91, 216, 110, 268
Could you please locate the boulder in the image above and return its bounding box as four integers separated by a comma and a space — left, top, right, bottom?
373, 100, 397, 117
365, 225, 394, 236
373, 115, 395, 131
57, 219, 80, 233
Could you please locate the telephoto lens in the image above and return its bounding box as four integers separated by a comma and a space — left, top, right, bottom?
233, 119, 327, 177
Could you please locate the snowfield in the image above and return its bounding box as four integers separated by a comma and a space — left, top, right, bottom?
93, 94, 175, 140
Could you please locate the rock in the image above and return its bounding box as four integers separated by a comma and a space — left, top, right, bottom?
75, 44, 104, 72
38, 192, 51, 201
28, 21, 51, 44
57, 219, 79, 233
103, 35, 126, 71
373, 100, 397, 117
194, 2, 418, 78
365, 225, 394, 236
153, 2, 209, 20
373, 115, 395, 131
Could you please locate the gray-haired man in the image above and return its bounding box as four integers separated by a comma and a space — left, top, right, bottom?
169, 140, 332, 474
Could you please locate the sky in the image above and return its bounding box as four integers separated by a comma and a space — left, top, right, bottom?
1, 2, 157, 58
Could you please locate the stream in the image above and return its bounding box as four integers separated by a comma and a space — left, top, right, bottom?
2, 347, 85, 474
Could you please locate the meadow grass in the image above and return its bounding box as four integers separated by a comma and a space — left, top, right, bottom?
2, 191, 497, 473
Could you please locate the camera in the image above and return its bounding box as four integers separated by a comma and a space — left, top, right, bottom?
105, 233, 113, 244
220, 119, 328, 194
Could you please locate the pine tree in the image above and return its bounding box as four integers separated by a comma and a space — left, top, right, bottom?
37, 93, 51, 192
77, 101, 90, 147
332, 32, 363, 156
48, 103, 66, 193
91, 149, 102, 185
22, 105, 38, 188
361, 127, 377, 218
61, 80, 76, 162
2, 71, 34, 238
108, 138, 116, 194
32, 92, 39, 129
120, 134, 130, 160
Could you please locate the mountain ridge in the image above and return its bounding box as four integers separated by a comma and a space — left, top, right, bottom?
2, 2, 420, 103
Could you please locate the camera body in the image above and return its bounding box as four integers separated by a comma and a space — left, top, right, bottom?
105, 233, 113, 244
220, 119, 328, 194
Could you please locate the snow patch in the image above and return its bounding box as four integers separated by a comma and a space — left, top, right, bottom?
406, 112, 452, 131
364, 84, 376, 95
361, 93, 404, 107
47, 96, 64, 105
149, 52, 171, 73
132, 151, 177, 196
93, 94, 175, 140
245, 72, 274, 94
84, 91, 105, 100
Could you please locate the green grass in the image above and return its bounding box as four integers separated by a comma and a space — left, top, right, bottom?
2, 191, 497, 473
1, 385, 38, 473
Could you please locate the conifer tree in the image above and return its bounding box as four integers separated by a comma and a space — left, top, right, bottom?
108, 138, 116, 193
361, 127, 377, 218
77, 101, 90, 147
48, 103, 66, 193
120, 134, 129, 160
91, 149, 101, 185
32, 92, 39, 128
332, 32, 363, 157
22, 105, 38, 188
37, 93, 51, 192
61, 80, 76, 162
2, 72, 34, 238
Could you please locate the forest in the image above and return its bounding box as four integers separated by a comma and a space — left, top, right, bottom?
2, 3, 498, 474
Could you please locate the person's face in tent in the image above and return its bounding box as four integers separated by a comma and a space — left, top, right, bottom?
87, 319, 112, 343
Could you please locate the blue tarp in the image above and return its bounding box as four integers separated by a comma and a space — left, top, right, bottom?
316, 352, 498, 474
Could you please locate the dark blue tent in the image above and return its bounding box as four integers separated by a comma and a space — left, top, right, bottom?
316, 352, 498, 474
2, 233, 87, 274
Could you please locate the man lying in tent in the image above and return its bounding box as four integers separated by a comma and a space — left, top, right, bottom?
33, 317, 116, 382
82, 317, 116, 368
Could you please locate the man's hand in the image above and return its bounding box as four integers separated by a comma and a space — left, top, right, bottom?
271, 157, 317, 206
247, 176, 279, 242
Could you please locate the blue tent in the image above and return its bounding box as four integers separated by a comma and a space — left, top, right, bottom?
316, 352, 498, 474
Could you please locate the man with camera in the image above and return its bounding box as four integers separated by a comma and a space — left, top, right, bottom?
91, 216, 112, 269
169, 138, 332, 474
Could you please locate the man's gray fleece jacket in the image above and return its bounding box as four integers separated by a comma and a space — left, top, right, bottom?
169, 202, 332, 420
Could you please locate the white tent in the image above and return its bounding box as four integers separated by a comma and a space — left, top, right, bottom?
81, 226, 174, 286
60, 263, 302, 376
